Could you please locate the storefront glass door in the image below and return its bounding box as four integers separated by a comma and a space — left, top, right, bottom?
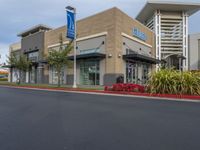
126, 61, 150, 85
80, 60, 100, 85
126, 61, 137, 84
142, 64, 149, 84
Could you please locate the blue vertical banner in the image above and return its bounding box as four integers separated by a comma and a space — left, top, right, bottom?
66, 10, 75, 39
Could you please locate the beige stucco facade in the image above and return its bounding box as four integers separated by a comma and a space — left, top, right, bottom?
43, 8, 155, 85
10, 7, 157, 86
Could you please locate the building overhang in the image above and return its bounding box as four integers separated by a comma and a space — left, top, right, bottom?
24, 49, 39, 54
136, 0, 200, 23
3, 65, 15, 68
68, 53, 106, 60
1, 65, 11, 69
123, 54, 161, 64
39, 53, 106, 64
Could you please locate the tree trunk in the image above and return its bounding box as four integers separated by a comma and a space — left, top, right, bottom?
57, 68, 61, 87
18, 70, 21, 85
10, 68, 13, 82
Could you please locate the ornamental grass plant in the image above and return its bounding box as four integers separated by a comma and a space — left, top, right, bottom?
147, 69, 200, 95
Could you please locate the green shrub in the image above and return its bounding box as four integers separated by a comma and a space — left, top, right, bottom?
147, 69, 200, 95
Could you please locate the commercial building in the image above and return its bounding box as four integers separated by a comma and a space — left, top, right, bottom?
189, 33, 200, 71
9, 8, 158, 86
136, 0, 200, 70
9, 1, 200, 86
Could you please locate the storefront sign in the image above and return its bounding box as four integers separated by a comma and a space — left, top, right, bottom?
133, 28, 147, 41
66, 10, 75, 39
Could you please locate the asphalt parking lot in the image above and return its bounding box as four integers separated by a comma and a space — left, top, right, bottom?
0, 86, 200, 150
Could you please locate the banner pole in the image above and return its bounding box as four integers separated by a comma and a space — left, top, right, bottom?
73, 8, 77, 88
66, 6, 77, 88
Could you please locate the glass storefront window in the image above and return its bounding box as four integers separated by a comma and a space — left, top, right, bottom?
80, 60, 100, 85
50, 66, 65, 85
28, 52, 39, 62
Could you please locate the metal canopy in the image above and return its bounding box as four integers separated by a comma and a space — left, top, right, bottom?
123, 54, 161, 64
136, 0, 200, 23
68, 53, 106, 60
1, 65, 11, 68
24, 49, 39, 54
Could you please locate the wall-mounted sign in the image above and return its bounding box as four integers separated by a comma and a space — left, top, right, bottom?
133, 28, 147, 41
66, 10, 75, 39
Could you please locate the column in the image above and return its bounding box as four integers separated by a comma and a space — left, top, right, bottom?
155, 10, 161, 70
182, 12, 189, 71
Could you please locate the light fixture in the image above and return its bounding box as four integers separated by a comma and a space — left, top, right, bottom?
66, 6, 75, 11
108, 54, 112, 58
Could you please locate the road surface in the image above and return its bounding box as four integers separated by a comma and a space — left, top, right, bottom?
0, 86, 200, 150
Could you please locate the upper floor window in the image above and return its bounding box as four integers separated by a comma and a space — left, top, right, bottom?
28, 52, 39, 62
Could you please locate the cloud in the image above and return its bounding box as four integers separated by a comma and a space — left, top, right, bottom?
0, 0, 200, 63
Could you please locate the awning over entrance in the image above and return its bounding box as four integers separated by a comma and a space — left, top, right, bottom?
1, 65, 11, 68
68, 53, 106, 60
123, 54, 161, 64
24, 49, 39, 54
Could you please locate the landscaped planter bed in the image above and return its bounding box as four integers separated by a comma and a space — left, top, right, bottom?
104, 83, 200, 100
0, 83, 200, 100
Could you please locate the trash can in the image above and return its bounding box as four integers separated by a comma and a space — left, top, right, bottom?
116, 76, 124, 83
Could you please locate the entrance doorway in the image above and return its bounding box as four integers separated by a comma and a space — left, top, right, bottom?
126, 61, 137, 84
164, 54, 185, 70
126, 61, 150, 84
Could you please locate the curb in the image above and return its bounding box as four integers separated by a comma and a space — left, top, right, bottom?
0, 84, 200, 101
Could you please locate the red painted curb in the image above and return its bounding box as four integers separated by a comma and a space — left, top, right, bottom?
103, 91, 200, 100
1, 85, 200, 100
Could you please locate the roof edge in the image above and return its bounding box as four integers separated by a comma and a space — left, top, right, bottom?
136, 1, 200, 22
136, 2, 148, 21
147, 0, 200, 6
17, 24, 53, 37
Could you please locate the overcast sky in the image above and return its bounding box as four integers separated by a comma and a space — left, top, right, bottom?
0, 0, 200, 63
